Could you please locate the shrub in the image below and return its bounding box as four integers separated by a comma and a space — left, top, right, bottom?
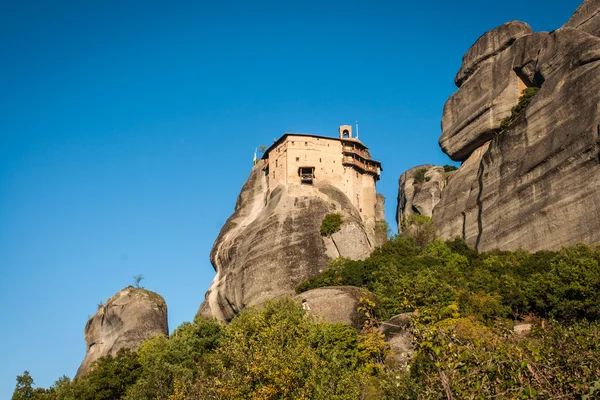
499, 87, 539, 133
412, 168, 427, 184
443, 164, 458, 173
320, 213, 343, 237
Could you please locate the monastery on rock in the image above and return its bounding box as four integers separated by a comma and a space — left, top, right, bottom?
261, 125, 382, 228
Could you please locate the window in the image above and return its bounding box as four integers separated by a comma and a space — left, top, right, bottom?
296, 157, 300, 162
319, 158, 322, 162
305, 142, 308, 146
298, 167, 315, 184
276, 160, 278, 167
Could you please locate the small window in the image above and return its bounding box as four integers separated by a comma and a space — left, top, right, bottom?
319, 158, 322, 162
292, 141, 294, 145
299, 167, 315, 184
305, 142, 308, 146
296, 157, 300, 162
276, 160, 278, 167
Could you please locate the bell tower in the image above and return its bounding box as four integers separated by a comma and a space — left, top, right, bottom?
339, 125, 352, 139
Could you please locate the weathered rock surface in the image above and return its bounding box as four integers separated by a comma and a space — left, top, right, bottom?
564, 0, 600, 37
441, 30, 549, 161
294, 286, 372, 329
431, 2, 600, 251
433, 143, 490, 244
454, 21, 533, 87
77, 287, 168, 377
198, 165, 384, 322
379, 313, 415, 367
396, 165, 447, 229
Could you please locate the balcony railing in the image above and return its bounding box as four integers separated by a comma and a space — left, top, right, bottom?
343, 157, 379, 174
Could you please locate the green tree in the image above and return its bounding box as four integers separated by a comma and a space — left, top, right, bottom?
12, 371, 35, 400
320, 213, 343, 237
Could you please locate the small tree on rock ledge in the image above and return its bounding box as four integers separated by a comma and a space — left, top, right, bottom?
320, 213, 343, 237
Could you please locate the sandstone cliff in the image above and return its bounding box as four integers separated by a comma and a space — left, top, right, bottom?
402, 0, 600, 252
198, 164, 385, 322
76, 287, 168, 377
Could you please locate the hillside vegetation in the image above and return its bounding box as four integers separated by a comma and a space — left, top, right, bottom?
13, 217, 600, 399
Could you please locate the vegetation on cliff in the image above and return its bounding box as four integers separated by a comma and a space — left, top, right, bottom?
14, 220, 600, 399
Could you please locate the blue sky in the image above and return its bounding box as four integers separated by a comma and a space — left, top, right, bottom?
0, 0, 582, 396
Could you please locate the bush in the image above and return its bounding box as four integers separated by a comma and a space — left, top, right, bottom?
412, 168, 427, 184
443, 164, 458, 173
499, 87, 539, 133
320, 213, 343, 237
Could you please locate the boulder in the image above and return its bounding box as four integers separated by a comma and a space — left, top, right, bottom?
198, 164, 383, 321
455, 21, 533, 87
295, 286, 372, 329
76, 287, 168, 377
564, 0, 600, 37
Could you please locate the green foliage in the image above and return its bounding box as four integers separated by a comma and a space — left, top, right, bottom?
443, 164, 458, 173
12, 371, 35, 400
320, 213, 343, 237
18, 237, 600, 399
499, 86, 540, 133
412, 168, 427, 184
401, 215, 437, 250
195, 298, 388, 399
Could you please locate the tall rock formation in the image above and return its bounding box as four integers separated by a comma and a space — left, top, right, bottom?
564, 0, 600, 37
396, 165, 449, 229
401, 0, 600, 252
76, 287, 168, 377
199, 130, 385, 322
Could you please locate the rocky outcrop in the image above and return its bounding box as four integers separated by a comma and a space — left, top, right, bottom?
76, 287, 168, 377
430, 1, 600, 251
454, 21, 533, 87
295, 286, 372, 329
396, 165, 448, 229
440, 27, 548, 161
198, 165, 384, 322
564, 0, 600, 37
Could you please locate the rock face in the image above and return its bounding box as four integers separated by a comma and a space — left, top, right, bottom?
396, 165, 448, 229
295, 286, 372, 329
429, 1, 600, 251
454, 21, 533, 87
379, 313, 415, 367
440, 24, 547, 161
198, 164, 385, 322
564, 0, 600, 37
76, 287, 168, 377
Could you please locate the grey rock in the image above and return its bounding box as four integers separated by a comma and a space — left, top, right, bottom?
513, 323, 533, 336
441, 32, 549, 161
295, 286, 372, 329
455, 21, 533, 87
434, 28, 600, 251
433, 143, 490, 245
379, 313, 415, 368
564, 0, 600, 37
76, 287, 168, 377
198, 165, 383, 321
397, 165, 447, 231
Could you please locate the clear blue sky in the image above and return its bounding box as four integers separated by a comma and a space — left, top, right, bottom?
0, 0, 582, 396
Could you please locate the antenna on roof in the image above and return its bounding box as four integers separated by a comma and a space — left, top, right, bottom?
355, 121, 359, 140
